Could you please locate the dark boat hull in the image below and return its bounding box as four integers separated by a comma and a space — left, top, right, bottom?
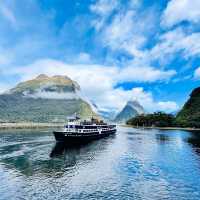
53, 129, 116, 145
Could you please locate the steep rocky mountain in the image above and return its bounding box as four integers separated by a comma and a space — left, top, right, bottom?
176, 87, 200, 127
98, 109, 117, 121
114, 100, 144, 123
0, 74, 97, 123
90, 102, 116, 121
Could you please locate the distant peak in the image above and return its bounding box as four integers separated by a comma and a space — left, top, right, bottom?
127, 100, 137, 104
36, 74, 49, 79
127, 100, 144, 114
127, 100, 140, 106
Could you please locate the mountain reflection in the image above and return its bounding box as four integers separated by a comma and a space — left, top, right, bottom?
0, 134, 114, 177
50, 142, 66, 157
50, 142, 82, 168
155, 133, 170, 143
186, 131, 200, 155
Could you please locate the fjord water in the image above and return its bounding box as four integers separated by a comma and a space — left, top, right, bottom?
0, 127, 200, 200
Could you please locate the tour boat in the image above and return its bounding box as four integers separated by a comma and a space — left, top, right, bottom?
53, 116, 117, 145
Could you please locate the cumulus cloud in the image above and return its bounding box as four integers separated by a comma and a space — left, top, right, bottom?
90, 0, 118, 16
161, 0, 200, 28
23, 90, 80, 100
150, 28, 200, 62
90, 0, 119, 30
0, 1, 182, 114
2, 58, 178, 112
125, 88, 179, 113
118, 66, 176, 83
157, 101, 179, 112
96, 4, 157, 59
102, 10, 146, 57
90, 0, 200, 76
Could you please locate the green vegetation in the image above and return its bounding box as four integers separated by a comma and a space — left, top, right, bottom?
128, 87, 200, 128
127, 112, 175, 127
0, 94, 96, 123
175, 87, 200, 128
0, 74, 97, 123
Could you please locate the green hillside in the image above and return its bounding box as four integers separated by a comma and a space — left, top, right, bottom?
0, 74, 97, 123
0, 94, 95, 123
176, 87, 200, 127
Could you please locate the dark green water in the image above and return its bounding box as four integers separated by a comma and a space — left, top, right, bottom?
0, 127, 200, 200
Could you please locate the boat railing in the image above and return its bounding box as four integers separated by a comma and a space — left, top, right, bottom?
64, 126, 116, 133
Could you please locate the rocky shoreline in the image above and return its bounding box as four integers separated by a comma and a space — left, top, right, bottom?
123, 124, 200, 131
0, 123, 65, 129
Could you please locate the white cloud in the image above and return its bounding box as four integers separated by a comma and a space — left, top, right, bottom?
90, 0, 119, 30
90, 0, 149, 58
91, 0, 200, 66
118, 66, 176, 83
157, 101, 179, 112
94, 3, 158, 61
161, 0, 200, 28
2, 58, 177, 112
194, 67, 200, 79
90, 0, 200, 81
102, 10, 146, 57
90, 0, 118, 16
150, 28, 200, 62
0, 82, 11, 94
23, 90, 80, 100
125, 87, 179, 113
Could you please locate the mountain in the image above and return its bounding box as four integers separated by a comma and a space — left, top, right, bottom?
90, 102, 116, 121
114, 100, 144, 123
9, 74, 80, 95
0, 74, 97, 123
98, 109, 117, 121
176, 87, 200, 127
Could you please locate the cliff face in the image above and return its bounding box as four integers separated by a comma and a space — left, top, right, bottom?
115, 101, 144, 123
176, 87, 200, 127
0, 74, 97, 123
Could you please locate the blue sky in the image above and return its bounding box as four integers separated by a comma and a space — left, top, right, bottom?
0, 0, 200, 113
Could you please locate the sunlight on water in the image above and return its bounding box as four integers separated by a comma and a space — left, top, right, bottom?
0, 127, 200, 200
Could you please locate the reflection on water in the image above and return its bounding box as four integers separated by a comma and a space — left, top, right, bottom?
50, 143, 86, 168
50, 142, 66, 157
0, 127, 200, 200
186, 131, 200, 155
155, 133, 170, 143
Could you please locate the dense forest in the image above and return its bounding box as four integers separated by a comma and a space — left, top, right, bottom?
175, 87, 200, 128
127, 86, 200, 128
126, 112, 176, 127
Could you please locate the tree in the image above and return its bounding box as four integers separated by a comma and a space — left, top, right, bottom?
127, 112, 175, 127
